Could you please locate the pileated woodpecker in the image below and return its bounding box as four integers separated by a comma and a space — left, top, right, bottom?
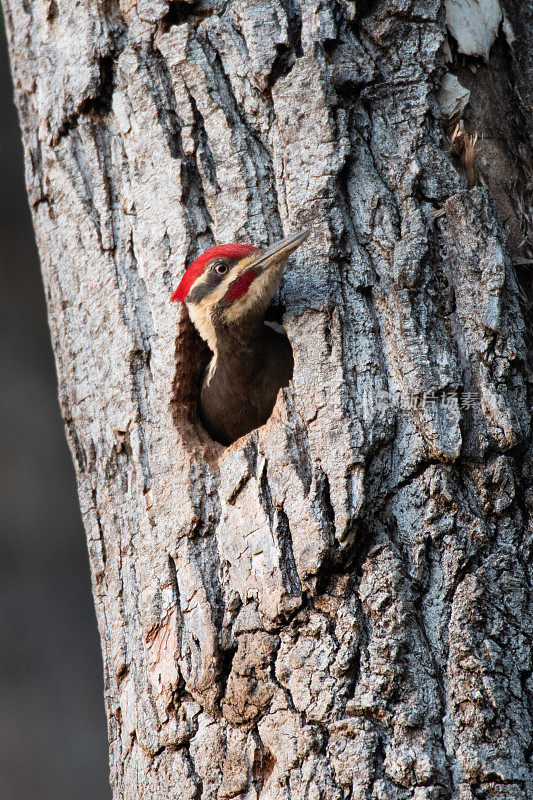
171, 230, 309, 445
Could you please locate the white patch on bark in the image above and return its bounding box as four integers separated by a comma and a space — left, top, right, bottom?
445, 0, 503, 60
438, 73, 471, 118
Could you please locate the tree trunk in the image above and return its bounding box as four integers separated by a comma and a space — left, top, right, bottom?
3, 0, 532, 797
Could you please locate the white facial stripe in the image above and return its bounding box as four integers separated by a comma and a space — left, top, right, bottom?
222, 255, 288, 325
187, 302, 218, 354
191, 271, 210, 291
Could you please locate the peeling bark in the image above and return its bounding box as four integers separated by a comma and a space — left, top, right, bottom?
3, 0, 532, 797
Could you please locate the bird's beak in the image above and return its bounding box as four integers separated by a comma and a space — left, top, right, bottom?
250, 230, 310, 273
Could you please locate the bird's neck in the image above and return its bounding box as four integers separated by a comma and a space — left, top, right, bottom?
207, 320, 267, 382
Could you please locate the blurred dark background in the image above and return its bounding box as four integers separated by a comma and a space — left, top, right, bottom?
0, 23, 110, 800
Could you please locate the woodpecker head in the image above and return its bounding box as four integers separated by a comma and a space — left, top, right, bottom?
171, 230, 309, 351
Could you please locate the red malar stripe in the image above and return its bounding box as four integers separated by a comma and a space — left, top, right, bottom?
224, 268, 257, 302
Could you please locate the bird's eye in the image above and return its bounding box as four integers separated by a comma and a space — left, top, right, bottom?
214, 262, 228, 275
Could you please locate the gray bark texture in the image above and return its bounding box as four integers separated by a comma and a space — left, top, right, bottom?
4, 0, 533, 797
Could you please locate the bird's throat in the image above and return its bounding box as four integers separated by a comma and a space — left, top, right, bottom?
205, 323, 267, 386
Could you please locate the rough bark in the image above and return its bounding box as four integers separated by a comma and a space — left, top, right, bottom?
3, 0, 532, 797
